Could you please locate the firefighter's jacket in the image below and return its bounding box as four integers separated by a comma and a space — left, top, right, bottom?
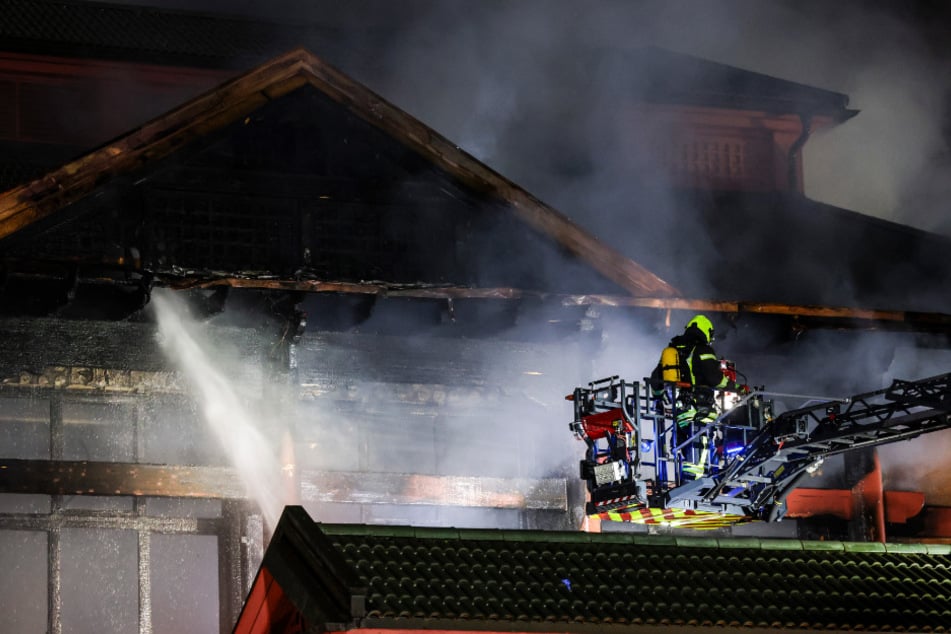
650, 325, 733, 393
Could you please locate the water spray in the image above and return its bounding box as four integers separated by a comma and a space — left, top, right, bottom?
151, 289, 285, 530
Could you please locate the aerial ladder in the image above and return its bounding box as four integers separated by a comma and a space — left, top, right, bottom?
569, 372, 951, 529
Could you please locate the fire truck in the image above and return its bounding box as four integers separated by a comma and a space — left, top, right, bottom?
568, 369, 951, 529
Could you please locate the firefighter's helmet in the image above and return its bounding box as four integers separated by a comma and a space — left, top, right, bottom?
686, 314, 714, 343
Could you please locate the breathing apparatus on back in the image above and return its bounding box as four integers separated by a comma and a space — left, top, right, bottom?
660, 344, 681, 383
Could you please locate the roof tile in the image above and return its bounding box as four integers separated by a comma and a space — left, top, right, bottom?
295, 516, 951, 631
844, 541, 888, 553
800, 539, 847, 551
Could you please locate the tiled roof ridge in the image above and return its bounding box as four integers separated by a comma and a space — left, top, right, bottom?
318, 523, 951, 555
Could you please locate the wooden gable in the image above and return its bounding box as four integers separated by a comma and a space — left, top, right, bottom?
0, 48, 679, 319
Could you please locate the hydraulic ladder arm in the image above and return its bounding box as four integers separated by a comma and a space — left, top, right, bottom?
693, 373, 951, 522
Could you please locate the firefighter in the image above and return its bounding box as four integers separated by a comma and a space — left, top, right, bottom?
650, 314, 747, 456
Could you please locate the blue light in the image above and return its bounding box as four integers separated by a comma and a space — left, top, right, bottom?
725, 444, 744, 455
640, 439, 654, 453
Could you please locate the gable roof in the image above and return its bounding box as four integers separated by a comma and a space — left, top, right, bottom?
0, 45, 948, 333
235, 506, 951, 632
0, 47, 679, 300
621, 47, 859, 122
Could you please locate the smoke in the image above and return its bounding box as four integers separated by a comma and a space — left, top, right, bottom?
879, 347, 951, 505
339, 1, 951, 507
101, 0, 951, 235
72, 0, 951, 515
351, 0, 943, 519
291, 308, 589, 528
785, 5, 951, 234
344, 0, 951, 235
151, 289, 286, 530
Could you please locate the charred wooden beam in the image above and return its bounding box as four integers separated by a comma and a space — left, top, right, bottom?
0, 459, 568, 511
164, 276, 531, 299
0, 512, 220, 533
160, 276, 951, 332
5, 264, 947, 331
3, 267, 949, 339
0, 459, 246, 498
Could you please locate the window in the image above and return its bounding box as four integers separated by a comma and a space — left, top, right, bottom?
0, 396, 50, 459
62, 401, 135, 462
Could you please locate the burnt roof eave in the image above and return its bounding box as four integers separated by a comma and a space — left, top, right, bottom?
157, 275, 951, 332
643, 93, 860, 124
1, 261, 946, 331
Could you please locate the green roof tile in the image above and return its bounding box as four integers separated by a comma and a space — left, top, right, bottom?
715, 537, 760, 549
631, 534, 677, 546
884, 542, 931, 554
590, 532, 633, 545
925, 543, 951, 555
288, 510, 951, 632
758, 538, 805, 551
456, 528, 504, 541
800, 539, 846, 551
674, 536, 719, 548
413, 527, 460, 540
844, 541, 888, 553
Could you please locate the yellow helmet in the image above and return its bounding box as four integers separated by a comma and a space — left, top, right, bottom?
686, 314, 714, 343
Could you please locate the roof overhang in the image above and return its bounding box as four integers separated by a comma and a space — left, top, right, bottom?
162, 275, 951, 335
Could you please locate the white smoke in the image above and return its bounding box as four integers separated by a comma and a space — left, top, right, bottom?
340, 0, 949, 237
83, 0, 951, 516
104, 0, 951, 234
